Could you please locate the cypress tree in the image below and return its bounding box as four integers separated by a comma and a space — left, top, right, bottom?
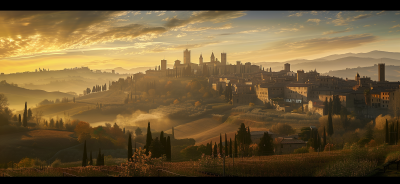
327, 111, 333, 136
89, 151, 93, 166
258, 132, 273, 156
145, 122, 152, 156
160, 131, 166, 155
18, 114, 21, 125
128, 133, 132, 162
102, 154, 105, 166
323, 126, 326, 150
209, 141, 213, 156
385, 119, 389, 144
166, 136, 171, 161
82, 140, 87, 167
97, 148, 102, 166
225, 133, 228, 157
23, 102, 27, 127
229, 138, 232, 158
219, 134, 223, 156
234, 134, 238, 158
323, 97, 328, 115
213, 142, 217, 158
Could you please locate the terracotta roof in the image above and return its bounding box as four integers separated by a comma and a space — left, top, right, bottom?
278, 138, 306, 144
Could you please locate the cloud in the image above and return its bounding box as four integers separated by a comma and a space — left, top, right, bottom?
132, 11, 141, 16
307, 19, 321, 25
364, 25, 371, 27
127, 41, 223, 55
310, 11, 318, 15
331, 12, 373, 26
176, 33, 187, 37
238, 28, 269, 34
288, 12, 306, 17
180, 23, 233, 31
376, 11, 385, 15
322, 27, 353, 35
274, 28, 299, 34
396, 13, 400, 15
0, 11, 169, 58
163, 11, 246, 29
391, 24, 400, 28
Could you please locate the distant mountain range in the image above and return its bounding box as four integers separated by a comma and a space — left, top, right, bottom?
103, 65, 175, 75
254, 50, 400, 74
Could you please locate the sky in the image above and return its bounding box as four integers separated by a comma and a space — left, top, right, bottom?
1, 10, 400, 74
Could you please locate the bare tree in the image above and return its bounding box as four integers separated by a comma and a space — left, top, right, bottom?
34, 110, 43, 127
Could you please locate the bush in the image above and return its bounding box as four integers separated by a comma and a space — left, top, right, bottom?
315, 159, 378, 177
120, 147, 163, 176
293, 146, 309, 154
18, 157, 34, 168
51, 159, 62, 168
385, 151, 400, 164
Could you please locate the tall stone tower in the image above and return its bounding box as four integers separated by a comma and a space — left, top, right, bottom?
221, 53, 226, 65
199, 54, 203, 65
284, 63, 290, 72
378, 63, 385, 82
183, 49, 190, 64
161, 59, 167, 71
297, 70, 305, 83
211, 52, 215, 63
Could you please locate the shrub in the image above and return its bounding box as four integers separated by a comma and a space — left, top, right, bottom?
293, 146, 309, 154
51, 159, 62, 168
385, 151, 400, 164
18, 157, 34, 168
315, 159, 378, 177
120, 147, 163, 176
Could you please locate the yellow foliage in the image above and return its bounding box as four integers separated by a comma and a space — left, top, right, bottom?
249, 103, 255, 107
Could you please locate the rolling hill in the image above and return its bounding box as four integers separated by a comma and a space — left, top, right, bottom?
0, 82, 75, 112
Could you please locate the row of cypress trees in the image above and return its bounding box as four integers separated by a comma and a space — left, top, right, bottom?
385, 119, 399, 145
130, 122, 172, 161
82, 140, 105, 167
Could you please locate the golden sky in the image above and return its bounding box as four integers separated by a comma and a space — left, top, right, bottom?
1, 11, 400, 74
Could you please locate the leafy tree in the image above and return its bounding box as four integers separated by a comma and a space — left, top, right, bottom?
59, 118, 64, 129
12, 115, 17, 122
135, 127, 142, 136
258, 132, 274, 156
299, 127, 312, 141
49, 118, 54, 128
270, 123, 296, 136
27, 108, 32, 121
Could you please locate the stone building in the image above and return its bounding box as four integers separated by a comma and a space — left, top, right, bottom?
274, 137, 306, 155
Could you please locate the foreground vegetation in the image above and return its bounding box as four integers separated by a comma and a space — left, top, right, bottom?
1, 143, 400, 177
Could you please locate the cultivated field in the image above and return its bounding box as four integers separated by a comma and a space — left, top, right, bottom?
0, 129, 80, 163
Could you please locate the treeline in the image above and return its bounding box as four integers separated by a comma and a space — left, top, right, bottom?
180, 123, 275, 160
38, 97, 75, 106
84, 83, 107, 95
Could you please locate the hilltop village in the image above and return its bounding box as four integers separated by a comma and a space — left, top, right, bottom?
130, 48, 400, 119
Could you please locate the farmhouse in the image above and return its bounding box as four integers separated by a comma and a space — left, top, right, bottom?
274, 137, 306, 155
